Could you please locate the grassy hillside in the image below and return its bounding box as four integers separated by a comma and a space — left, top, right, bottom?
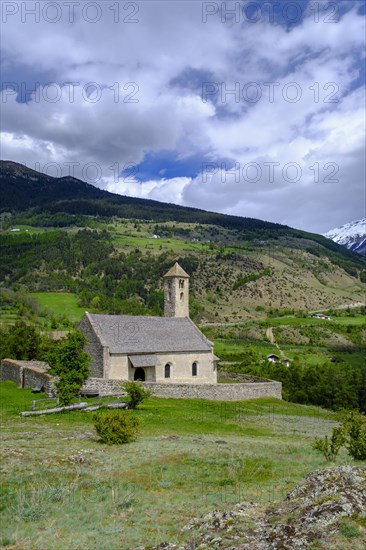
31, 292, 86, 323
1, 161, 365, 270
1, 381, 365, 549
0, 218, 365, 325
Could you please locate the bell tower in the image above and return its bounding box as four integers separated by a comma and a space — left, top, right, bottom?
163, 262, 190, 318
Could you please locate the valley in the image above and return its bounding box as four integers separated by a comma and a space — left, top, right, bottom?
0, 162, 365, 549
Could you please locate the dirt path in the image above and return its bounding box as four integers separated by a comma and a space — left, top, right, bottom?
266, 327, 275, 344
266, 327, 286, 358
309, 301, 365, 314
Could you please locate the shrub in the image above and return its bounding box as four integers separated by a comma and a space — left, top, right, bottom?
122, 380, 151, 410
312, 426, 345, 461
313, 410, 366, 461
341, 410, 366, 460
94, 410, 140, 445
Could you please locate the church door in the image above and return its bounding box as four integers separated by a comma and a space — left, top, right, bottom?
134, 367, 145, 381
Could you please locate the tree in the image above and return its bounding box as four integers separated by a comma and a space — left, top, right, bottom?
313, 410, 366, 461
46, 331, 91, 406
0, 320, 43, 361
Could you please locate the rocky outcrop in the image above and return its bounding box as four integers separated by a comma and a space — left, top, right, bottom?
150, 466, 366, 549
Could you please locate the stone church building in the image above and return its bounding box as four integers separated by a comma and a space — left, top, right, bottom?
78, 263, 219, 384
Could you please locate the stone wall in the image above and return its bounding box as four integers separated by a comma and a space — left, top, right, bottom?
83, 377, 282, 400
78, 314, 106, 377
1, 359, 282, 401
0, 359, 22, 385
82, 377, 126, 396
0, 359, 55, 396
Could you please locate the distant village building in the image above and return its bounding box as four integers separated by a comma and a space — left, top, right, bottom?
312, 313, 332, 321
78, 263, 219, 384
267, 353, 280, 363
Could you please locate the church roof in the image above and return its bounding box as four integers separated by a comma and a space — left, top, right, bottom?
163, 262, 190, 278
86, 313, 211, 354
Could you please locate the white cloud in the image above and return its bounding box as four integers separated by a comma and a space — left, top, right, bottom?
0, 1, 365, 232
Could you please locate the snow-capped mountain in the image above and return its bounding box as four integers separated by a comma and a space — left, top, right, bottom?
324, 219, 366, 257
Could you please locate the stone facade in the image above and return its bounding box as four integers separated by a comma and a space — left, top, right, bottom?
163, 262, 190, 318
78, 310, 218, 384
82, 377, 282, 401
0, 359, 55, 396
106, 350, 217, 383
78, 314, 107, 377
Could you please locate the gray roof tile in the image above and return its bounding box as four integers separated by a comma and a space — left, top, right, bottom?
128, 354, 158, 367
87, 314, 212, 354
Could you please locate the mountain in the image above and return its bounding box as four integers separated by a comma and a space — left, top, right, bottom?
0, 160, 288, 234
0, 161, 365, 319
325, 219, 366, 257
0, 160, 365, 273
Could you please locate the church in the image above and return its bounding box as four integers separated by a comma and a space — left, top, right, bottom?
78, 263, 219, 384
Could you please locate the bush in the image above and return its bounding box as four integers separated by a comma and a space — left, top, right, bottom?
313, 427, 345, 461
313, 410, 366, 461
341, 410, 366, 460
122, 380, 151, 410
94, 410, 140, 445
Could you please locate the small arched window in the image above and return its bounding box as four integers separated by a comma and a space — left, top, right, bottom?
192, 362, 198, 377
180, 292, 184, 300
179, 279, 184, 289
164, 363, 171, 378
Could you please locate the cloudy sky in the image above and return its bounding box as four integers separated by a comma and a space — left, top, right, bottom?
1, 0, 365, 233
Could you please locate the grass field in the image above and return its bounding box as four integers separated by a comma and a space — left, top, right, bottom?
214, 338, 276, 362
5, 225, 48, 235
1, 381, 364, 549
332, 316, 366, 326
270, 315, 366, 327
31, 292, 87, 323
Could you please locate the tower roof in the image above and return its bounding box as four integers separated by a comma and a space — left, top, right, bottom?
163, 262, 190, 278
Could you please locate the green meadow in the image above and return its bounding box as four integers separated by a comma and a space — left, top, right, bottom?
1, 381, 364, 550
31, 292, 87, 323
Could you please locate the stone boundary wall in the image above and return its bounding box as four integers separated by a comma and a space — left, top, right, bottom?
83, 378, 282, 401
1, 360, 282, 401
0, 359, 55, 396
83, 378, 126, 396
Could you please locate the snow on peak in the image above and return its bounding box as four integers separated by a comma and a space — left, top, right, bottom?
325, 219, 366, 242
324, 219, 366, 256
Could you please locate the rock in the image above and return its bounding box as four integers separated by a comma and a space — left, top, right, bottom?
148, 466, 366, 549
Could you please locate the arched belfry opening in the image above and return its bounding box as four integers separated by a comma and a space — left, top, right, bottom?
163, 263, 190, 318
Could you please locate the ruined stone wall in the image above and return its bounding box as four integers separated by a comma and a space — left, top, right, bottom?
0, 359, 22, 385
0, 359, 55, 396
